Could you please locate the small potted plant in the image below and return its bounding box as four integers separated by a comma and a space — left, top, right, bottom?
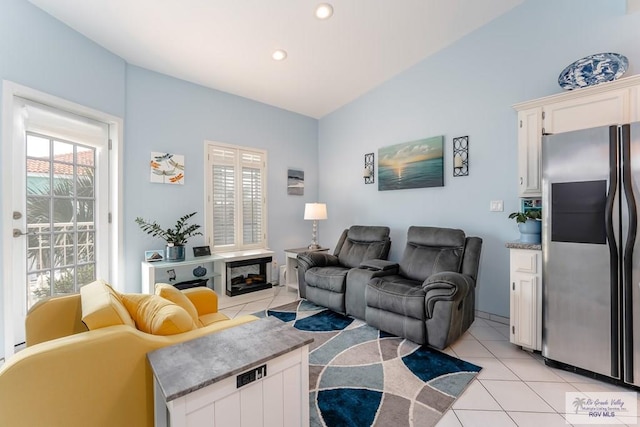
508, 210, 542, 243
135, 212, 202, 261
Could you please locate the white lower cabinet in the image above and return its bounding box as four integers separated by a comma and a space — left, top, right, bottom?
155, 345, 309, 427
150, 318, 311, 427
509, 249, 542, 351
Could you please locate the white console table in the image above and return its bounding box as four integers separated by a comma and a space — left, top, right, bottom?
284, 247, 329, 296
141, 249, 276, 308
141, 255, 221, 294
148, 317, 312, 427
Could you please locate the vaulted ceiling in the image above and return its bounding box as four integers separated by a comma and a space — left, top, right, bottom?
28, 0, 523, 118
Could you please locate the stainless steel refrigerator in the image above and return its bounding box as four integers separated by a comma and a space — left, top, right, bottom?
542, 123, 640, 387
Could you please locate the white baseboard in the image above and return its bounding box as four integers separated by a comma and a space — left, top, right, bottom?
475, 310, 509, 325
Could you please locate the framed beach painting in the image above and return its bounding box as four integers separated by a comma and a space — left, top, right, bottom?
287, 169, 304, 195
378, 136, 444, 191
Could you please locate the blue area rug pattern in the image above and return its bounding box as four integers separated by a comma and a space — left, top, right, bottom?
254, 300, 481, 427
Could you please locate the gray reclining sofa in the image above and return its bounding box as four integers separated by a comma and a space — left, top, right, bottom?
297, 225, 482, 350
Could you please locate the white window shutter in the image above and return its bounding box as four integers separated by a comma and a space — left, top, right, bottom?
207, 143, 266, 251
212, 163, 235, 246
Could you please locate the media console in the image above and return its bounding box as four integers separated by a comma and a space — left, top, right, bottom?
141, 248, 276, 308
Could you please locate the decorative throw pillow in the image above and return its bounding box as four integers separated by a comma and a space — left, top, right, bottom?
80, 279, 135, 330
120, 293, 196, 335
155, 283, 202, 327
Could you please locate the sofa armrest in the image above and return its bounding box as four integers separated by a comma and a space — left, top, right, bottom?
26, 294, 88, 347
0, 315, 258, 427
296, 252, 340, 298
359, 259, 399, 273
297, 252, 339, 269
422, 272, 474, 319
182, 286, 219, 316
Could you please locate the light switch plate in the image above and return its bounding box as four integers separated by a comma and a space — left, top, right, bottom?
490, 200, 504, 212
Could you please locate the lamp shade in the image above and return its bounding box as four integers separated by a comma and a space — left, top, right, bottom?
304, 203, 327, 220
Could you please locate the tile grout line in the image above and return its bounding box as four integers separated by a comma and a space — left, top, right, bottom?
473, 336, 568, 422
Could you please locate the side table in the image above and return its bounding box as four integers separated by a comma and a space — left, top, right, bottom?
284, 247, 329, 296
148, 317, 313, 427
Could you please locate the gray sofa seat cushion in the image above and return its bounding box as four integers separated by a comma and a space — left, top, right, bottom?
366, 276, 425, 320
305, 266, 350, 293
399, 226, 466, 281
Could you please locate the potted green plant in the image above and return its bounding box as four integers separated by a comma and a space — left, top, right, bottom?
508, 210, 542, 243
135, 212, 202, 261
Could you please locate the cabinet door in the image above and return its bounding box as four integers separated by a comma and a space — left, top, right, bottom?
510, 274, 538, 350
631, 84, 640, 123
509, 249, 541, 350
544, 89, 629, 134
517, 107, 542, 197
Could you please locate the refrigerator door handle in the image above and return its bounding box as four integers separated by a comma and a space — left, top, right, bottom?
621, 124, 636, 384
606, 125, 620, 378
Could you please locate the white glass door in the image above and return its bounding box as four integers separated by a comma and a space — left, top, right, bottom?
24, 133, 98, 307
10, 99, 110, 346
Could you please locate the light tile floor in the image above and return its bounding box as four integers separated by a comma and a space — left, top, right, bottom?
4, 285, 636, 426
225, 285, 640, 427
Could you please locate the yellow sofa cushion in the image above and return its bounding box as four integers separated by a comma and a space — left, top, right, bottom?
155, 283, 202, 326
120, 294, 197, 335
80, 280, 135, 330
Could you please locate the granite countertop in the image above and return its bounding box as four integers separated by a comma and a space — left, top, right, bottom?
147, 316, 314, 402
505, 241, 542, 250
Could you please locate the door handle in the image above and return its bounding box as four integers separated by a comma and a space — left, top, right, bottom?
13, 228, 34, 238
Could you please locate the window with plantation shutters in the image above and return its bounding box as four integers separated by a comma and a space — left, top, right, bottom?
205, 142, 267, 251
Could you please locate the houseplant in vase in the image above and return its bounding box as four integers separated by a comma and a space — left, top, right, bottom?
135, 212, 202, 261
508, 210, 542, 244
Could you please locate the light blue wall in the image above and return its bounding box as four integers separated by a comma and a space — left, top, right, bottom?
318, 0, 640, 317
2, 0, 639, 360
0, 0, 126, 358
0, 1, 317, 357
0, 0, 126, 115
123, 66, 318, 292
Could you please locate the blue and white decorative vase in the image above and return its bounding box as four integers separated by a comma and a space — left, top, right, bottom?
193, 266, 207, 277
518, 220, 542, 244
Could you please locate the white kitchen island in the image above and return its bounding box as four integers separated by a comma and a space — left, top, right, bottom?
148, 317, 313, 427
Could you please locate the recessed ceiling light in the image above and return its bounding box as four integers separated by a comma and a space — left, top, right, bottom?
272, 49, 287, 61
315, 3, 334, 20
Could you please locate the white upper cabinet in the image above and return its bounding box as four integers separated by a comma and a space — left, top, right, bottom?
513, 75, 640, 198
543, 89, 629, 134
517, 107, 542, 197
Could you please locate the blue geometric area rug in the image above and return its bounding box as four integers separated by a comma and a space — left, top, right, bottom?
253, 300, 482, 427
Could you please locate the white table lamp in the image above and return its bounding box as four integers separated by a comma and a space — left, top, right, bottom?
304, 203, 327, 250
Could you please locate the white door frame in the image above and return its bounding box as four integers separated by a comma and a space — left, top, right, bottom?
1, 81, 124, 359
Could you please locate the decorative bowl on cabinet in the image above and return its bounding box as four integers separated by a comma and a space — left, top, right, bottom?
558, 52, 628, 90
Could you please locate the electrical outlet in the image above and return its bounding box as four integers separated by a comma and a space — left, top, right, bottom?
236, 364, 267, 388
490, 200, 504, 212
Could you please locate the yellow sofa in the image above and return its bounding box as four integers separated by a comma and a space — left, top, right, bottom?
0, 280, 258, 427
